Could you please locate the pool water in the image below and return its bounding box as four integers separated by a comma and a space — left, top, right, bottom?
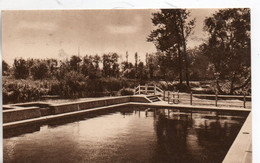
3, 106, 248, 163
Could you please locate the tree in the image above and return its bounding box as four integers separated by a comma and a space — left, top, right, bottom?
188, 47, 212, 80
93, 54, 101, 71
134, 52, 138, 79
136, 62, 147, 80
146, 53, 159, 80
202, 8, 250, 94
111, 53, 120, 78
2, 60, 9, 76
148, 9, 195, 88
102, 53, 120, 78
13, 58, 29, 79
70, 55, 82, 72
46, 59, 58, 75
30, 61, 49, 80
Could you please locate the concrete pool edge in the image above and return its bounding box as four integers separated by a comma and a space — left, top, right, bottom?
2, 95, 151, 123
223, 111, 252, 163
3, 97, 252, 162
3, 102, 129, 129
3, 99, 251, 129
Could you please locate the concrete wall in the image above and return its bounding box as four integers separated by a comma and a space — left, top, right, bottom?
2, 96, 148, 123
51, 96, 132, 114
51, 103, 80, 114
3, 107, 41, 123
130, 96, 150, 103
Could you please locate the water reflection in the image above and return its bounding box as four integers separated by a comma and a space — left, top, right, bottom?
4, 124, 41, 138
3, 107, 247, 163
152, 109, 247, 162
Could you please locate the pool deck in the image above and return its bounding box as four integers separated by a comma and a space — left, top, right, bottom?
223, 112, 252, 163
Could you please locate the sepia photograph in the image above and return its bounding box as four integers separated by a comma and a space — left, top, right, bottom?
2, 8, 251, 162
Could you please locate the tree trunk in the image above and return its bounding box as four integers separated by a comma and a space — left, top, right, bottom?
229, 72, 236, 94
179, 11, 190, 88
177, 45, 183, 85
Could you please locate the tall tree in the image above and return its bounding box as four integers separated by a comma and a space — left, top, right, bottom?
148, 9, 195, 88
81, 55, 95, 78
102, 53, 120, 78
13, 58, 30, 79
70, 55, 82, 72
134, 52, 138, 79
203, 8, 250, 94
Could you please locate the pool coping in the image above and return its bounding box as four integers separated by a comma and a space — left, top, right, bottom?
3, 102, 128, 129
223, 111, 252, 163
3, 101, 251, 129
128, 102, 251, 112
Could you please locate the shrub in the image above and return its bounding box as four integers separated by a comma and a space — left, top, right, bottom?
59, 71, 87, 98
2, 77, 49, 104
119, 88, 134, 96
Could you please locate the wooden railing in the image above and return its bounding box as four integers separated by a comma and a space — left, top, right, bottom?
164, 91, 251, 108
134, 84, 251, 108
134, 84, 163, 96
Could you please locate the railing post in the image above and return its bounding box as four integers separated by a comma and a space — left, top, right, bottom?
190, 91, 193, 105
154, 84, 156, 95
145, 84, 148, 95
139, 85, 141, 94
168, 91, 170, 104
163, 90, 165, 101
134, 86, 136, 95
173, 91, 175, 104
178, 90, 179, 103
215, 91, 218, 107
243, 93, 246, 108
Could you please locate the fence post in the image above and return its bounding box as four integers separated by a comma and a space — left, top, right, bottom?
168, 91, 170, 104
154, 84, 156, 95
215, 91, 218, 107
178, 90, 180, 103
190, 91, 193, 105
243, 93, 246, 108
163, 90, 165, 101
173, 91, 176, 104
139, 85, 141, 94
134, 87, 136, 95
145, 84, 148, 95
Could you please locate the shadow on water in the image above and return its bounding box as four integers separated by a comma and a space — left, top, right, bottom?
3, 124, 41, 138
152, 109, 194, 163
151, 109, 247, 163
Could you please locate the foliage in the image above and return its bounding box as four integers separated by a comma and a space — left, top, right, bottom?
148, 9, 195, 87
81, 55, 101, 79
202, 8, 250, 94
188, 47, 213, 80
70, 55, 82, 72
2, 77, 50, 104
60, 71, 87, 98
119, 88, 134, 96
102, 53, 120, 78
13, 58, 30, 79
30, 61, 49, 80
2, 60, 10, 76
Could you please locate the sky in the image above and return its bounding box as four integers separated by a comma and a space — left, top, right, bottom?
2, 9, 217, 65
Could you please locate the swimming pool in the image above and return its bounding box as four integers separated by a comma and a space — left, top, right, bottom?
3, 106, 248, 162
